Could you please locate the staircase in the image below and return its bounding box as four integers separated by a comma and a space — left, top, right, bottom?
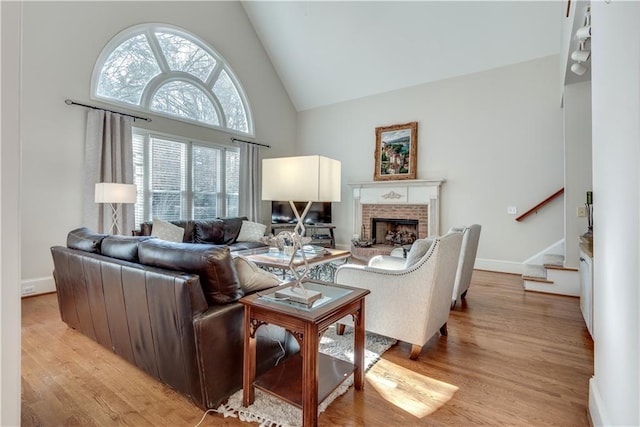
523, 253, 580, 296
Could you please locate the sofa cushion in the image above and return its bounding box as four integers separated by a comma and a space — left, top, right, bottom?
194, 220, 225, 244
222, 216, 247, 244
138, 240, 242, 305
236, 220, 267, 242
67, 227, 108, 253
101, 235, 156, 262
152, 219, 185, 242
234, 256, 281, 294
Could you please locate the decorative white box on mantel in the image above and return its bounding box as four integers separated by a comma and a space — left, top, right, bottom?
348, 179, 446, 238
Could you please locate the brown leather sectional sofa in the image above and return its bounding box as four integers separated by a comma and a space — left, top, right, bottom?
51, 226, 297, 410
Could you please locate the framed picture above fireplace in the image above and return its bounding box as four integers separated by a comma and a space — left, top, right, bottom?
374, 121, 417, 181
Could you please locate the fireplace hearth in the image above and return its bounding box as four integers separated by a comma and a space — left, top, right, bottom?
372, 218, 418, 245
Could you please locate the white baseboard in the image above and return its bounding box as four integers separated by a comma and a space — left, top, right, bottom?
21, 276, 55, 298
589, 377, 609, 426
474, 258, 524, 275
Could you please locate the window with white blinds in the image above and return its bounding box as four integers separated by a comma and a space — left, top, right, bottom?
133, 128, 239, 227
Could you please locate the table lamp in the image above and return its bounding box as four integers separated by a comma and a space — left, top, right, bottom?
95, 182, 137, 234
262, 155, 341, 306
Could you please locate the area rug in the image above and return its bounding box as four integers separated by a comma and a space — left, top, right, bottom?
217, 325, 396, 427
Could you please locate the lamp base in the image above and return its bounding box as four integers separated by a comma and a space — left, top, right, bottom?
275, 286, 323, 308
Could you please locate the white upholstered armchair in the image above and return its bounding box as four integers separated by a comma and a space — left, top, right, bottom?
450, 224, 482, 309
334, 231, 463, 360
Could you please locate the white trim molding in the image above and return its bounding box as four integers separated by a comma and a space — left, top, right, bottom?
589, 377, 609, 427
348, 179, 445, 238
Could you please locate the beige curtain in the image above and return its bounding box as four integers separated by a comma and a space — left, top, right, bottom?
238, 142, 262, 222
82, 110, 134, 234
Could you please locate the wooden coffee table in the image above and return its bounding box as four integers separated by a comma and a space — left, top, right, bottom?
241, 280, 369, 426
239, 247, 351, 282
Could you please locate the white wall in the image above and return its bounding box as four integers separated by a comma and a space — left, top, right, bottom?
589, 2, 640, 425
297, 55, 564, 272
563, 82, 592, 268
1, 1, 23, 424
20, 2, 297, 292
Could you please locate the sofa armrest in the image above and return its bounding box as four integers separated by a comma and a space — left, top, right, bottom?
193, 303, 298, 408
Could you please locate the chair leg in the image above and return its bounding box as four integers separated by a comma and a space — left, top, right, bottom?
461, 290, 468, 299
410, 344, 422, 360
336, 323, 346, 335
450, 299, 457, 310
440, 323, 448, 336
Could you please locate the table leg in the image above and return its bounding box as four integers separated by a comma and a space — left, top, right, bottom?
354, 299, 365, 390
301, 322, 319, 426
242, 308, 256, 406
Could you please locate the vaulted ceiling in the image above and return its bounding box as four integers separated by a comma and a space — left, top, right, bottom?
242, 1, 563, 112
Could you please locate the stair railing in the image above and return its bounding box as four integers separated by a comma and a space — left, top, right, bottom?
516, 188, 565, 222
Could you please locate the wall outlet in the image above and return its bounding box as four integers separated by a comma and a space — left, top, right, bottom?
577, 206, 587, 217
21, 284, 36, 296
507, 206, 518, 215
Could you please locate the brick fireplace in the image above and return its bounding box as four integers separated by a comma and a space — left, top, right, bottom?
363, 205, 428, 242
348, 179, 445, 261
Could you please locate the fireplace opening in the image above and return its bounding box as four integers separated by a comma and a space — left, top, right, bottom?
371, 218, 418, 245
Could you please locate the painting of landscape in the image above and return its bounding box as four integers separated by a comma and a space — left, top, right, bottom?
374, 122, 417, 181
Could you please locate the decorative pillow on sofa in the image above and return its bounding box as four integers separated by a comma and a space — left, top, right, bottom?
138, 240, 242, 305
234, 256, 282, 294
236, 220, 267, 242
152, 219, 185, 242
404, 237, 435, 269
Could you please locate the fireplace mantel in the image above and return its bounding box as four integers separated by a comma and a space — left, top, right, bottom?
348, 179, 446, 238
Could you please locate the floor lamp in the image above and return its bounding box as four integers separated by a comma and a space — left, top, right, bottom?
95, 183, 137, 235
262, 155, 341, 306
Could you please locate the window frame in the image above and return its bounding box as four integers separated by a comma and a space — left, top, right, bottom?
133, 127, 239, 226
91, 23, 254, 136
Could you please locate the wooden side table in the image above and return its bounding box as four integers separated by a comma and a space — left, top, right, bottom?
241, 281, 369, 426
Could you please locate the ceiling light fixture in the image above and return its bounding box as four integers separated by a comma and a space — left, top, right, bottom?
571, 62, 588, 76
571, 47, 591, 63
576, 25, 591, 41
570, 7, 591, 76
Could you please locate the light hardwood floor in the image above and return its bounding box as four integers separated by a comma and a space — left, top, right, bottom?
22, 270, 593, 426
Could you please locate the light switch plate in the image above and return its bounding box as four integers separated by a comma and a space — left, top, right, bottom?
577, 206, 587, 217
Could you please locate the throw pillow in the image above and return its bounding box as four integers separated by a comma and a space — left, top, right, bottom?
152, 219, 185, 242
236, 220, 267, 242
404, 237, 435, 269
234, 256, 281, 294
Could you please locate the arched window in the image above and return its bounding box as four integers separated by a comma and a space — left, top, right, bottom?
91, 24, 253, 135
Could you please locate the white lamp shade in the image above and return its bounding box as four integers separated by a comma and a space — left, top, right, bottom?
262, 155, 341, 202
95, 183, 137, 204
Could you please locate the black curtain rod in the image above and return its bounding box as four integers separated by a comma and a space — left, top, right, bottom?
64, 99, 151, 122
231, 137, 271, 148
